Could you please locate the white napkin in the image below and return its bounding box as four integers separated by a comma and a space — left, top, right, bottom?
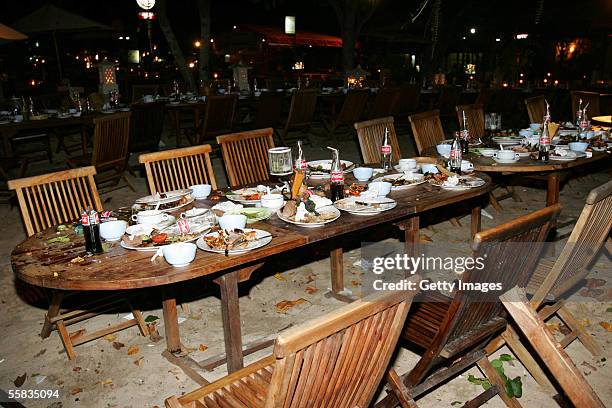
309, 195, 333, 209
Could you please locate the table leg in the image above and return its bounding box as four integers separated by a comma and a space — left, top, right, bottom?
546, 172, 560, 207
330, 247, 344, 295
162, 286, 181, 353
217, 270, 243, 373
402, 216, 420, 262
80, 126, 88, 156
471, 205, 482, 241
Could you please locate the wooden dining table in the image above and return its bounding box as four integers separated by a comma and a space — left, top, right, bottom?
11, 171, 492, 380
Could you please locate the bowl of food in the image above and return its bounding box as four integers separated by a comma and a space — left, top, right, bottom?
368, 181, 392, 197
162, 243, 197, 267
260, 193, 285, 209
436, 144, 452, 157
100, 220, 127, 241
352, 167, 374, 182
568, 142, 588, 152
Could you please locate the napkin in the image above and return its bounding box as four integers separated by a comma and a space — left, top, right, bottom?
309, 195, 333, 209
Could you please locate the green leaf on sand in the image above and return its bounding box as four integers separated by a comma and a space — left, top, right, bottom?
144, 315, 160, 323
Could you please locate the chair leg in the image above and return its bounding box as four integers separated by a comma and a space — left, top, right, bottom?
130, 305, 150, 336
180, 302, 191, 315
477, 357, 523, 408
41, 290, 64, 339
489, 192, 503, 212
56, 320, 77, 360
557, 305, 602, 357
121, 172, 136, 192
386, 368, 419, 408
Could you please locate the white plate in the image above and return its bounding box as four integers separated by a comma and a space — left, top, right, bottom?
334, 197, 397, 216
549, 151, 586, 161
120, 227, 208, 251
393, 165, 418, 172
431, 176, 486, 190
306, 160, 354, 179
492, 157, 520, 164
226, 188, 280, 205
196, 228, 272, 254
136, 189, 192, 205
372, 173, 426, 190
276, 205, 341, 227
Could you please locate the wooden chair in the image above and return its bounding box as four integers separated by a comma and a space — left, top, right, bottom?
368, 87, 399, 119
501, 288, 605, 408
139, 145, 217, 194
524, 95, 546, 123
570, 91, 600, 121
196, 95, 237, 145
393, 83, 421, 119
435, 85, 461, 120
278, 89, 318, 145
377, 204, 561, 408
165, 287, 419, 408
456, 103, 485, 139
354, 116, 402, 163
409, 109, 445, 155
68, 112, 134, 192
253, 92, 285, 129
7, 167, 148, 360
217, 128, 275, 188
324, 89, 370, 136
131, 84, 160, 102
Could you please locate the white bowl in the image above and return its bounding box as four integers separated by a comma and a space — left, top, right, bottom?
368, 181, 392, 197
162, 243, 196, 267
436, 144, 452, 157
420, 163, 439, 174
568, 142, 588, 152
478, 148, 497, 157
519, 129, 534, 138
352, 167, 374, 181
99, 220, 127, 242
260, 193, 284, 210
529, 123, 542, 131
218, 214, 247, 230
190, 184, 211, 199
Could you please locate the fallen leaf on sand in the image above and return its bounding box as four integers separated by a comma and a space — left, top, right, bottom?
112, 342, 125, 350
70, 329, 86, 341
127, 345, 139, 355
419, 234, 433, 243
199, 344, 208, 352
100, 379, 113, 385
599, 321, 612, 332
70, 387, 82, 395
579, 288, 605, 298
133, 357, 144, 366
585, 278, 606, 289
275, 298, 306, 313
351, 280, 362, 287
34, 349, 46, 358
274, 272, 286, 281
72, 366, 82, 372
103, 334, 117, 342
581, 361, 597, 372
305, 286, 318, 294
305, 274, 317, 283
13, 373, 27, 387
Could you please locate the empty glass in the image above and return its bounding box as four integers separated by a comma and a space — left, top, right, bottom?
485, 113, 501, 130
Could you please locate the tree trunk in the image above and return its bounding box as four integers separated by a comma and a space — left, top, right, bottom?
157, 0, 196, 92
197, 0, 211, 84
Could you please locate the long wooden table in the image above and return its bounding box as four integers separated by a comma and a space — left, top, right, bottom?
11, 173, 492, 376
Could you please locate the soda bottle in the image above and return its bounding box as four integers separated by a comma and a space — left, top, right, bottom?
87, 210, 104, 254
460, 110, 470, 154
575, 98, 583, 128
328, 146, 344, 202
539, 101, 551, 161
81, 210, 94, 253
294, 140, 306, 171
380, 127, 393, 171
450, 132, 462, 174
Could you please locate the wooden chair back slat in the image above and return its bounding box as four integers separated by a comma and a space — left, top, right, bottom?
199, 95, 237, 143
443, 205, 560, 346
409, 109, 445, 154
217, 128, 275, 188
286, 89, 318, 129
8, 167, 102, 236
91, 112, 131, 171
393, 84, 421, 117
524, 95, 546, 123
139, 145, 217, 193
354, 116, 402, 163
129, 102, 165, 153
456, 103, 485, 138
336, 89, 370, 125
368, 87, 399, 119
254, 92, 285, 129
570, 91, 600, 121
532, 180, 612, 306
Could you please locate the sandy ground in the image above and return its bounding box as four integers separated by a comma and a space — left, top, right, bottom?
0, 124, 610, 408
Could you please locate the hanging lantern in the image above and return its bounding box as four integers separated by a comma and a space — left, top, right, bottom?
98, 61, 118, 95
136, 0, 155, 10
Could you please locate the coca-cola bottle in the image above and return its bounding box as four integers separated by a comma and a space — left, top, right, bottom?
82, 209, 103, 254
449, 132, 462, 174
575, 98, 583, 128
294, 140, 306, 171
380, 127, 392, 171
328, 146, 344, 202
538, 101, 551, 161
460, 110, 470, 154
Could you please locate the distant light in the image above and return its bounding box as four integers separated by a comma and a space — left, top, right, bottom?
194, 40, 201, 47
30, 79, 36, 86
495, 38, 501, 42
136, 0, 155, 10
119, 36, 124, 40
520, 73, 524, 77
224, 54, 231, 62
377, 69, 381, 73
137, 11, 156, 20
516, 33, 529, 40
543, 78, 548, 83
41, 59, 45, 63
554, 79, 559, 85
95, 54, 99, 61
210, 38, 214, 43
188, 62, 195, 68
213, 73, 219, 79
469, 27, 476, 34
233, 25, 237, 29
35, 41, 39, 47
261, 38, 266, 42
125, 36, 130, 40
308, 44, 312, 48
462, 36, 466, 40
284, 16, 296, 35
502, 82, 508, 88
547, 72, 551, 77
519, 79, 524, 84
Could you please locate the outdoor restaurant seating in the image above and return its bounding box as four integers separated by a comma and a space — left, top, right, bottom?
67, 111, 134, 191
408, 109, 445, 155
277, 88, 318, 145
165, 287, 419, 408
253, 91, 285, 129
324, 88, 370, 137
524, 95, 547, 124
217, 128, 275, 188
570, 90, 600, 120
376, 204, 561, 408
456, 103, 485, 139
195, 94, 237, 144
367, 87, 398, 119
7, 166, 149, 359
354, 116, 402, 163
392, 83, 421, 120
